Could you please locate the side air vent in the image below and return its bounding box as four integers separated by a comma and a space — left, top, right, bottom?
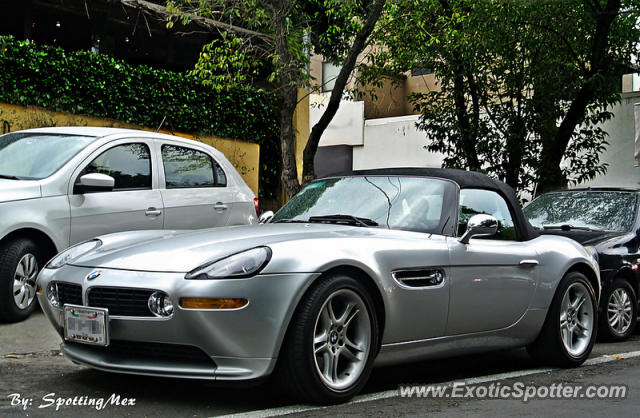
392, 269, 446, 288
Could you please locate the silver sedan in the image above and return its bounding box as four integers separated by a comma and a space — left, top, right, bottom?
0, 127, 256, 322
36, 169, 600, 404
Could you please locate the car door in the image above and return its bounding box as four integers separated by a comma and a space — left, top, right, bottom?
446, 188, 539, 335
68, 139, 164, 244
158, 142, 234, 230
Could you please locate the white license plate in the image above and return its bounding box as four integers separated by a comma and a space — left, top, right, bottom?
64, 305, 109, 346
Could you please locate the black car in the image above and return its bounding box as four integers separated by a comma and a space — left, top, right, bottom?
524, 188, 640, 341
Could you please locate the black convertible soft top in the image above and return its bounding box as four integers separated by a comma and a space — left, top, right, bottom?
323, 167, 539, 241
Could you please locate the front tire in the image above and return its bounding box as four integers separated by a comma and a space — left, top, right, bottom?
276, 274, 379, 404
599, 278, 637, 341
0, 238, 42, 323
527, 271, 597, 367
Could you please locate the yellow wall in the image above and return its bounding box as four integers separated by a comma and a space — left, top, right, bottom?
0, 103, 260, 195
294, 88, 310, 183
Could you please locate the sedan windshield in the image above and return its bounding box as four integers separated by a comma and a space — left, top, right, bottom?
0, 133, 95, 180
272, 176, 454, 233
524, 191, 637, 232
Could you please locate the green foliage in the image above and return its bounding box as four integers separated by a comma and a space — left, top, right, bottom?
361, 0, 639, 196
0, 36, 280, 199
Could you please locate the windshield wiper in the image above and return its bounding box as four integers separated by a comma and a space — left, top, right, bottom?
0, 174, 22, 180
307, 214, 378, 227
272, 219, 309, 224
542, 224, 603, 232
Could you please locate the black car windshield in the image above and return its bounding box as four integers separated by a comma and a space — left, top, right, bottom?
0, 133, 95, 180
524, 191, 637, 232
272, 176, 454, 233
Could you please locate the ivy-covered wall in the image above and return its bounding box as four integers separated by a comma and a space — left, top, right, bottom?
0, 36, 280, 199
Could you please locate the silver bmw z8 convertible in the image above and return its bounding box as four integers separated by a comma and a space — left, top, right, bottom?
37, 168, 600, 404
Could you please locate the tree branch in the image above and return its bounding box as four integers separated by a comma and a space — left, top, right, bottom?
118, 0, 273, 41
301, 0, 388, 184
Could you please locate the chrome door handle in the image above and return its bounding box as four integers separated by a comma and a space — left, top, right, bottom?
519, 259, 539, 267
145, 208, 162, 217
214, 202, 228, 211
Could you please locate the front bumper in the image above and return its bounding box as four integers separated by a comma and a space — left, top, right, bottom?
36, 265, 317, 381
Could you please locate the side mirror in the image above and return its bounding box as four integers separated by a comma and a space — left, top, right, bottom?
459, 214, 498, 244
75, 173, 115, 194
258, 211, 274, 224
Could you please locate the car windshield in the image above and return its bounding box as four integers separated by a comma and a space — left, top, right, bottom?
272, 176, 454, 233
0, 133, 95, 180
524, 191, 637, 232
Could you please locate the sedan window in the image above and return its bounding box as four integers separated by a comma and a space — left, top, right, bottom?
162, 145, 226, 188
458, 189, 517, 240
0, 133, 94, 179
524, 191, 637, 232
77, 143, 152, 190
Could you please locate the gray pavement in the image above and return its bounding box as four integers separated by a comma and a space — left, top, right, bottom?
1, 311, 640, 417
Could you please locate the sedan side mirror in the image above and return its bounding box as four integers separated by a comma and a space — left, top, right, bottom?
258, 211, 274, 224
75, 173, 115, 194
459, 214, 499, 244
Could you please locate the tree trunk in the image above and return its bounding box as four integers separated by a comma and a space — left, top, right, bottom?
279, 83, 302, 198
301, 0, 387, 185
535, 0, 621, 195
272, 0, 302, 199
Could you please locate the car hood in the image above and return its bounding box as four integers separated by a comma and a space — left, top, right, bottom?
538, 229, 625, 246
71, 223, 385, 272
0, 179, 41, 203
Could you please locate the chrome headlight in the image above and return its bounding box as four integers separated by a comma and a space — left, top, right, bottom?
46, 239, 102, 269
47, 282, 61, 308
185, 247, 272, 280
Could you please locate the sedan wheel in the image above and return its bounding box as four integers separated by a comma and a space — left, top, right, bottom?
277, 275, 379, 404
527, 271, 597, 367
599, 279, 637, 341
0, 238, 42, 323
13, 253, 38, 310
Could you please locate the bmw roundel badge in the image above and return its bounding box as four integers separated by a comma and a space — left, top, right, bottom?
86, 270, 102, 281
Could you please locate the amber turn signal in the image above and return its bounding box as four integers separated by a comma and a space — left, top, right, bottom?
37, 284, 43, 294
179, 297, 248, 310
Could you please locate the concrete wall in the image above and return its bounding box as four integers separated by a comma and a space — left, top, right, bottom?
309, 94, 364, 147
577, 92, 640, 188
0, 103, 261, 195
353, 114, 445, 170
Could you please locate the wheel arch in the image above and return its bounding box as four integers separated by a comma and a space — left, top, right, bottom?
276, 264, 387, 362
0, 228, 59, 263
614, 267, 639, 299
565, 262, 600, 301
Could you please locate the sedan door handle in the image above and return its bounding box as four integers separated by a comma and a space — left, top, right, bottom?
519, 259, 539, 267
145, 207, 162, 217
214, 202, 228, 211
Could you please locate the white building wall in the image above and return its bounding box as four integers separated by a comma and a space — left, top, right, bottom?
309, 93, 640, 189
309, 94, 364, 147
353, 114, 445, 170
578, 92, 640, 188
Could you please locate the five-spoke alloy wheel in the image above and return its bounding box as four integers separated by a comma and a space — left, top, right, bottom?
312, 289, 372, 391
528, 271, 598, 367
559, 281, 594, 357
277, 274, 378, 404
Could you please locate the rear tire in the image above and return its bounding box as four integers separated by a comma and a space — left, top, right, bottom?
0, 238, 42, 323
276, 274, 379, 404
598, 278, 637, 341
527, 271, 597, 367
